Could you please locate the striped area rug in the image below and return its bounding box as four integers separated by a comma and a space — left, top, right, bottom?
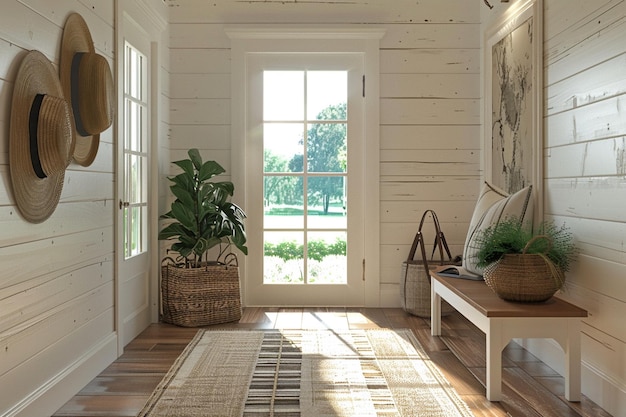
139, 329, 474, 417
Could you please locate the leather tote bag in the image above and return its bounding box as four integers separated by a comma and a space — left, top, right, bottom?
400, 210, 455, 317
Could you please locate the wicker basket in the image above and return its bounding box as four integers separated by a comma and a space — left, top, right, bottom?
401, 261, 455, 317
483, 235, 565, 302
161, 262, 242, 327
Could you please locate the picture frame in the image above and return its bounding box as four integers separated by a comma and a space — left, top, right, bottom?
484, 0, 543, 216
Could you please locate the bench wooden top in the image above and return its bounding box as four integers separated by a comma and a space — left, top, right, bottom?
430, 267, 588, 318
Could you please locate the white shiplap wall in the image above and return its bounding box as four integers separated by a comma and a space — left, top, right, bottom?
484, 1, 626, 415
0, 2, 117, 415
0, 1, 169, 416
168, 0, 482, 307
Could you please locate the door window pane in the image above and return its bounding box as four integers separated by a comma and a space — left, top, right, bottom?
307, 231, 347, 284
307, 71, 347, 120
126, 101, 143, 152
264, 176, 303, 229
263, 71, 304, 121
263, 123, 304, 173
307, 176, 346, 229
306, 122, 347, 173
264, 232, 304, 284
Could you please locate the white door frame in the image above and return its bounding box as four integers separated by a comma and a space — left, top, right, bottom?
227, 28, 384, 307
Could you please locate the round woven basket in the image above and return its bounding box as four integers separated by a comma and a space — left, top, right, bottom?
483, 235, 565, 302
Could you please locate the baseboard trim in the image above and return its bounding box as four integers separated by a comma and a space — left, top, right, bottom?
516, 338, 626, 417
6, 334, 118, 417
582, 360, 626, 417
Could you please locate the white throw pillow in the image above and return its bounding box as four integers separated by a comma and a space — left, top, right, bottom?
462, 182, 534, 276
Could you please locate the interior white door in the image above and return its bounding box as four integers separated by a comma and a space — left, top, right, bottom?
115, 16, 152, 349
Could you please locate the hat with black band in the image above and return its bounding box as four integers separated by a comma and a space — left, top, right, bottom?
60, 12, 114, 167
9, 50, 73, 223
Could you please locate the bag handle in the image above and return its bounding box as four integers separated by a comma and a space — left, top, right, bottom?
423, 210, 453, 263
402, 210, 454, 307
406, 209, 453, 267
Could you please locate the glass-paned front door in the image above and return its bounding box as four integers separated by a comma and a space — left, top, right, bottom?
263, 70, 348, 285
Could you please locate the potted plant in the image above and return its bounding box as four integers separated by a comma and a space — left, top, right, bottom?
472, 217, 576, 302
158, 148, 247, 327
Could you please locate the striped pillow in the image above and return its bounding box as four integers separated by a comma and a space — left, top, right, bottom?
462, 182, 534, 276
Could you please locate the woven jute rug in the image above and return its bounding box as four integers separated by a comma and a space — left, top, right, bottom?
138, 329, 474, 417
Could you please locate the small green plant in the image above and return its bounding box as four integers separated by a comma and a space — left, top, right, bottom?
159, 149, 247, 267
473, 217, 576, 271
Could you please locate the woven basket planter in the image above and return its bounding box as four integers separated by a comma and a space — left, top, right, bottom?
161, 262, 242, 327
483, 236, 565, 302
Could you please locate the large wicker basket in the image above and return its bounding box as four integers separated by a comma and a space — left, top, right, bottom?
161, 262, 242, 327
483, 236, 565, 302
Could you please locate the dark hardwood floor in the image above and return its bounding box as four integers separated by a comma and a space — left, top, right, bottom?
53, 308, 612, 417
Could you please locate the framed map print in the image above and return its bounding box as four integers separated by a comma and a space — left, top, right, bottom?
484, 0, 543, 213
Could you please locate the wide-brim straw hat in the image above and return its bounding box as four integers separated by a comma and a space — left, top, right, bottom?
9, 50, 73, 223
60, 12, 114, 167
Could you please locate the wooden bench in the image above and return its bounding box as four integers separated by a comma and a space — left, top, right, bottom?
429, 267, 588, 402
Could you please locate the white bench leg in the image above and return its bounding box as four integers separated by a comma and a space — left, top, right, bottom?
486, 320, 504, 401
547, 319, 582, 402
563, 321, 582, 401
431, 282, 441, 336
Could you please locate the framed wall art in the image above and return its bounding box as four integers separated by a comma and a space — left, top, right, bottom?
484, 0, 543, 215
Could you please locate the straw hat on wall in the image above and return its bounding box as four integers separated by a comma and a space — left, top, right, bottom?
9, 50, 74, 223
60, 12, 114, 167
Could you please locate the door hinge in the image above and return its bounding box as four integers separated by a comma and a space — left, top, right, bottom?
362, 259, 366, 281
362, 75, 365, 97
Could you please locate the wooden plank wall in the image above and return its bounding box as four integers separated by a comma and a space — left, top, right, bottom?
167, 0, 482, 307
484, 1, 626, 415
0, 1, 169, 416
0, 2, 117, 415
